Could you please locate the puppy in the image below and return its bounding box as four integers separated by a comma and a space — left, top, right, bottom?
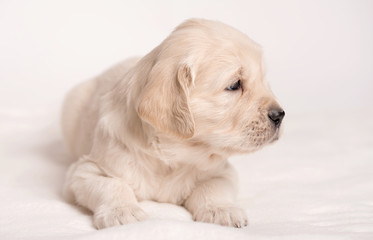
61, 19, 284, 229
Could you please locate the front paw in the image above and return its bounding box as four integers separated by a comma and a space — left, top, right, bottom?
193, 204, 248, 228
93, 204, 148, 229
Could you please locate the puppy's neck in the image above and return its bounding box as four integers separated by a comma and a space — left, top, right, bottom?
141, 131, 230, 172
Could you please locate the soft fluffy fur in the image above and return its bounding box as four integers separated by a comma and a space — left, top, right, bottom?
62, 19, 284, 229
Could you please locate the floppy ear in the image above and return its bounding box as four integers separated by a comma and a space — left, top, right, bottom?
137, 62, 195, 138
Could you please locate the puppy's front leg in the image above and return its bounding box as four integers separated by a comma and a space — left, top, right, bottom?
184, 166, 248, 228
64, 156, 147, 229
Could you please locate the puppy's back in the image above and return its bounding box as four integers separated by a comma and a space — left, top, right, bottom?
61, 57, 140, 159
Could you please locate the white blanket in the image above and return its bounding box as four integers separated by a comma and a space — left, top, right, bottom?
1, 110, 372, 239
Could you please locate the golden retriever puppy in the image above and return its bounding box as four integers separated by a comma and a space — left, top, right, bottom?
61, 18, 284, 229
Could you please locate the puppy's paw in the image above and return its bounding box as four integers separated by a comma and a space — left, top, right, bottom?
93, 204, 148, 229
193, 204, 248, 228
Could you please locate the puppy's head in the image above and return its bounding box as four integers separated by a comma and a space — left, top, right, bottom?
137, 19, 284, 154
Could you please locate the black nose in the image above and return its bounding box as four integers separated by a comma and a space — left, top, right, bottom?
268, 109, 285, 127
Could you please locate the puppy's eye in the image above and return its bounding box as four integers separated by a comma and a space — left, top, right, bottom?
225, 80, 241, 91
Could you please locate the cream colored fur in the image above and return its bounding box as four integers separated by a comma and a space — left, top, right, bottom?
62, 19, 283, 229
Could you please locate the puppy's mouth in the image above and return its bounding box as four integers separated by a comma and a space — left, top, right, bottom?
268, 128, 281, 143
238, 121, 281, 152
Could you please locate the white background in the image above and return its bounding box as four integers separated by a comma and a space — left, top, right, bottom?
1, 0, 372, 116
